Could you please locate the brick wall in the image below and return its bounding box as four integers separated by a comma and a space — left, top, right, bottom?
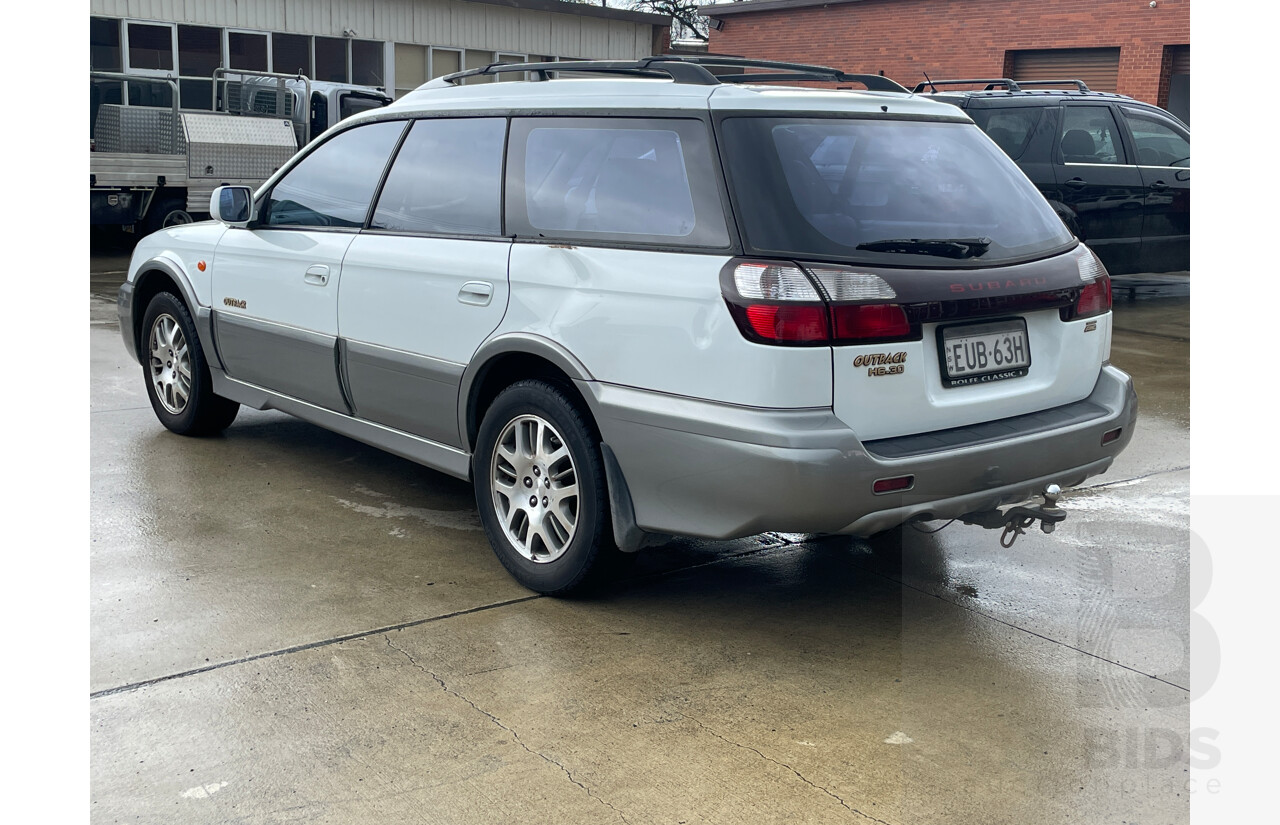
706, 0, 1189, 105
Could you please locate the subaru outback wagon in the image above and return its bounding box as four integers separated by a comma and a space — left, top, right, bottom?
118, 57, 1137, 594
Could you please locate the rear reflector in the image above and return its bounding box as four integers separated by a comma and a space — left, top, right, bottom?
1101, 427, 1122, 446
873, 475, 915, 494
831, 304, 911, 340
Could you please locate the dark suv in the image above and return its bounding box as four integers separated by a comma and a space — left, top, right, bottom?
916, 79, 1189, 275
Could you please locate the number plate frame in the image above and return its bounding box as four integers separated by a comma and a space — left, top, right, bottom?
936, 317, 1032, 388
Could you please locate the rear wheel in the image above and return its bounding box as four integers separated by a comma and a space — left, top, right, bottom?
141, 292, 239, 435
474, 380, 613, 595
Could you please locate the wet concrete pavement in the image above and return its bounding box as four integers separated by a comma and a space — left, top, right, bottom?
90, 263, 1190, 824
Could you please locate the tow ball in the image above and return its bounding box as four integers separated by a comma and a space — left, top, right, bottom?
960, 484, 1066, 548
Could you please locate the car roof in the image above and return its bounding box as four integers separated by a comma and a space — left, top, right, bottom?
377, 76, 964, 120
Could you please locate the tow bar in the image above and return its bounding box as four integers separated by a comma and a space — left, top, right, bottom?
960, 484, 1066, 547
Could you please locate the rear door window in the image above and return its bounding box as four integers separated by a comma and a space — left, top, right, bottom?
265, 120, 406, 228
370, 117, 506, 236
1120, 107, 1190, 168
1059, 105, 1126, 164
506, 118, 729, 248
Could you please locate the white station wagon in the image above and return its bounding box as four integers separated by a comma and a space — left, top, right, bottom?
118, 57, 1137, 594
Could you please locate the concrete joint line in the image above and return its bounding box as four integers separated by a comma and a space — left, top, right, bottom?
680, 714, 895, 825
384, 635, 632, 825
89, 596, 542, 700
867, 569, 1191, 693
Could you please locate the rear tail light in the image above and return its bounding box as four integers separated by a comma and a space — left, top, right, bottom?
1074, 274, 1112, 318
722, 260, 918, 346
1101, 427, 1123, 446
1065, 246, 1112, 320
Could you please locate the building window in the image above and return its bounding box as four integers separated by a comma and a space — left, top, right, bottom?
228, 31, 268, 71
91, 18, 121, 71
178, 25, 221, 110
315, 37, 348, 82
395, 43, 427, 98
352, 40, 384, 87
430, 48, 462, 81
127, 23, 174, 71
273, 33, 311, 76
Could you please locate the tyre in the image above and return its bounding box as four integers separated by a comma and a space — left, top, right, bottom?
144, 197, 194, 236
473, 379, 614, 595
140, 292, 239, 436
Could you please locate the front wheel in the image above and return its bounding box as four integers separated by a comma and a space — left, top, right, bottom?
141, 292, 239, 435
474, 380, 614, 595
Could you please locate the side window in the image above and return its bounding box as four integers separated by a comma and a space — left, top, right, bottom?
265, 120, 405, 228
507, 117, 729, 247
370, 118, 506, 236
1121, 108, 1190, 168
339, 92, 389, 121
309, 92, 328, 142
969, 107, 1043, 160
1059, 106, 1125, 165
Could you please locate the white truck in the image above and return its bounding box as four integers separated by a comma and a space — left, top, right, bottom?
90, 69, 391, 235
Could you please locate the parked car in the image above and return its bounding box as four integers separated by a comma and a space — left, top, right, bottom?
915, 79, 1190, 275
118, 57, 1136, 594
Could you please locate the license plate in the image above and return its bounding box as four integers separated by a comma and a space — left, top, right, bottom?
939, 319, 1031, 387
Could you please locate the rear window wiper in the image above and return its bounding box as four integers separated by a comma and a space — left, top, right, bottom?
855, 237, 992, 258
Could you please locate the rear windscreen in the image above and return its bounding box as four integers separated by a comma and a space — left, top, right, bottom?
720, 117, 1074, 266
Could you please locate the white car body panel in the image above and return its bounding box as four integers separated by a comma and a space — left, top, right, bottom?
833, 311, 1112, 441
501, 244, 834, 409
338, 234, 512, 365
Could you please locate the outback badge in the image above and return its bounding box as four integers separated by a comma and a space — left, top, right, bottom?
854, 351, 907, 376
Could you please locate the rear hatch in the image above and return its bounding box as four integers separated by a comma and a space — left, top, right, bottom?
716, 113, 1112, 441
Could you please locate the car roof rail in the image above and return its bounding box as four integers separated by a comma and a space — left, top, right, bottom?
911, 77, 1093, 93
442, 55, 910, 93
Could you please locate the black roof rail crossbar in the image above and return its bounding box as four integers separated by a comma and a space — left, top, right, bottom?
650, 56, 909, 92
1012, 79, 1092, 92
441, 55, 910, 92
911, 78, 1022, 93
911, 77, 1093, 93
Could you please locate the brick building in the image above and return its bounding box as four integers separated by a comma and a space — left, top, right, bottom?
702, 0, 1190, 122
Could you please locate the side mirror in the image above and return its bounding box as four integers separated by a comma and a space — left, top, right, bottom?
210, 186, 253, 227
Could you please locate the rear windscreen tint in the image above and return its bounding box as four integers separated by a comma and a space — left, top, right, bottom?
721, 117, 1074, 266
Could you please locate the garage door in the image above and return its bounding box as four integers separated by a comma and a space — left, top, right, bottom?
1008, 48, 1121, 93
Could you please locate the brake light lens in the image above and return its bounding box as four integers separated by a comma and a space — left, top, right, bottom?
722, 260, 917, 346
743, 304, 830, 342
1075, 274, 1112, 318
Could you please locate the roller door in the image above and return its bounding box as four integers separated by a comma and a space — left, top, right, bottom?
1009, 48, 1121, 93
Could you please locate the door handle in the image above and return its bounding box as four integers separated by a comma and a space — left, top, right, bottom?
304, 265, 329, 286
1064, 178, 1088, 190
458, 281, 494, 307
1150, 181, 1169, 190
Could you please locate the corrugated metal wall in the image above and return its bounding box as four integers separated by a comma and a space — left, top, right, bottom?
89, 0, 654, 59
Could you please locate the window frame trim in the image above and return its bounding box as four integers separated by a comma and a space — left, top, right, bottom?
121, 20, 177, 77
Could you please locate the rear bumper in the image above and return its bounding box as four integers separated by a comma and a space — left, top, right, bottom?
587, 365, 1136, 539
